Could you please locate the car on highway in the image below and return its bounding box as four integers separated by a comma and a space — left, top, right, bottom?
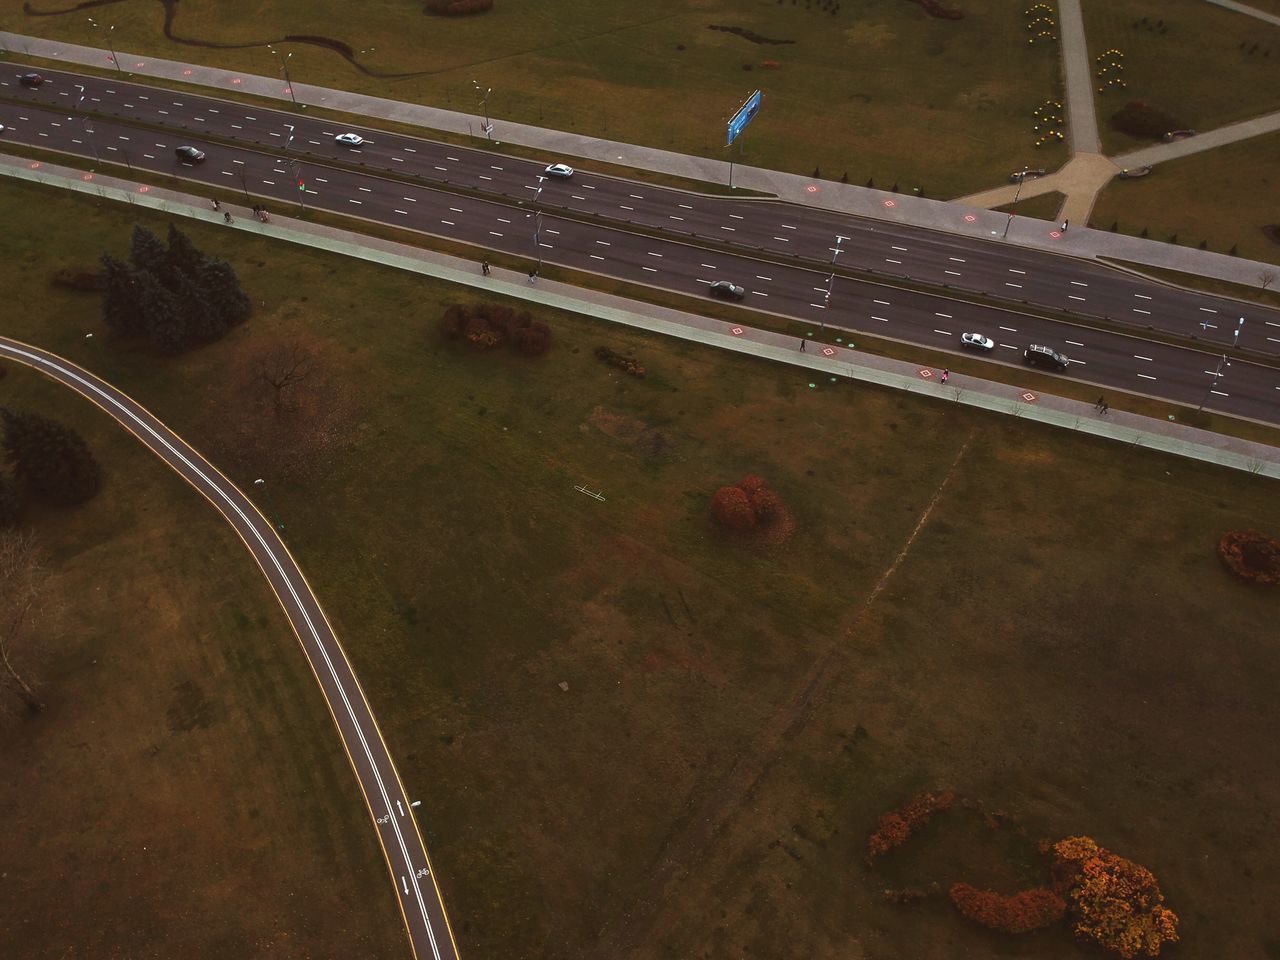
708, 280, 746, 301
1009, 168, 1047, 182
960, 332, 995, 351
1118, 165, 1153, 179
1162, 129, 1195, 142
19, 73, 44, 88
544, 163, 574, 179
334, 132, 365, 146
1023, 343, 1071, 370
174, 145, 206, 164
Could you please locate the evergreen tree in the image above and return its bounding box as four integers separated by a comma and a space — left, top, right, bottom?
164, 224, 206, 285
131, 268, 184, 353
0, 471, 21, 526
1, 409, 102, 506
198, 256, 252, 333
128, 224, 168, 276
99, 253, 144, 337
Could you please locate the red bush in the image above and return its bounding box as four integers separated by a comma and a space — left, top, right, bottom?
867, 789, 955, 861
512, 321, 552, 356
441, 304, 470, 340
949, 884, 1066, 934
1218, 530, 1280, 585
1108, 101, 1187, 141
710, 486, 756, 531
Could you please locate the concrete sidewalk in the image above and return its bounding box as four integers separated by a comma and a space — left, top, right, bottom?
3, 154, 1276, 476
2, 31, 1278, 293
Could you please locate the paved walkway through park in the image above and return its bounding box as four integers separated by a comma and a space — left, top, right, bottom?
3, 154, 1276, 476
1208, 0, 1280, 28
2, 30, 1279, 293
960, 0, 1280, 228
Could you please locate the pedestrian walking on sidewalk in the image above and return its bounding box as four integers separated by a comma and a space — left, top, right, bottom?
800, 339, 806, 351
481, 258, 490, 276
528, 268, 537, 284
224, 211, 233, 224
211, 198, 221, 212
1061, 219, 1069, 232
1094, 395, 1105, 410
940, 368, 949, 384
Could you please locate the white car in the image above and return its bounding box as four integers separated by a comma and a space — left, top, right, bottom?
334, 133, 365, 146
960, 332, 995, 351
544, 163, 574, 179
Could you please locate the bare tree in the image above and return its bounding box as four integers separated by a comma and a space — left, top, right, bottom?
257, 341, 313, 412
0, 530, 48, 715
1260, 270, 1277, 292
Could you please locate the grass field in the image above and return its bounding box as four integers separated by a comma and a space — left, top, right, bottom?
0, 372, 406, 957
2, 0, 1067, 198
1083, 0, 1280, 156
1090, 131, 1280, 267
3, 179, 1280, 960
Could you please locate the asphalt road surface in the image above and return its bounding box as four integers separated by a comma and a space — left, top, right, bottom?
2, 67, 1278, 423
0, 337, 458, 960
6, 63, 1279, 344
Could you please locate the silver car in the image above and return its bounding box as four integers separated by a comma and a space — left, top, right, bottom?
960, 332, 995, 351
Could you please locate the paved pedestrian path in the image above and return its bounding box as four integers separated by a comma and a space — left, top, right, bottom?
3, 154, 1276, 475
1208, 0, 1280, 28
1057, 0, 1101, 156
2, 31, 1278, 291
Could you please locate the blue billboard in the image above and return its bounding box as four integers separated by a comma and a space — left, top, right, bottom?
727, 90, 763, 146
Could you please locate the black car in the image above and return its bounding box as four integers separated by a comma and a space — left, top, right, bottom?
19, 73, 44, 88
709, 280, 745, 301
174, 145, 206, 164
1023, 344, 1070, 371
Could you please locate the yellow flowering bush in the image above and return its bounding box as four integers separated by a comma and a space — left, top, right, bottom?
1052, 836, 1179, 958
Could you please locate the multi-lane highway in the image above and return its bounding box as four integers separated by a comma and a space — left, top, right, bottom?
3, 63, 1279, 425
0, 337, 460, 960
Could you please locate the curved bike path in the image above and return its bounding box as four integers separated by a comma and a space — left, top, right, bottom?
0, 336, 458, 960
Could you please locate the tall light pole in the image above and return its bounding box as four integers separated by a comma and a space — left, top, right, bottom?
527, 174, 546, 271
88, 18, 122, 75
1003, 167, 1029, 239
253, 479, 285, 531
1198, 354, 1230, 412
819, 234, 847, 331
283, 122, 306, 213
268, 45, 299, 108
72, 84, 101, 169
472, 81, 492, 140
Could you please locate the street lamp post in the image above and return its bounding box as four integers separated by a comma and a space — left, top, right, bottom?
525, 174, 546, 272
1003, 167, 1029, 239
472, 81, 492, 140
283, 123, 306, 213
88, 18, 122, 74
1197, 354, 1230, 413
253, 479, 285, 531
268, 46, 299, 108
819, 235, 847, 331
72, 84, 101, 169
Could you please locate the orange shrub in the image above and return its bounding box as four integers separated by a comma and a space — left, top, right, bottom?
949, 883, 1065, 934
1052, 836, 1179, 958
866, 789, 954, 862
